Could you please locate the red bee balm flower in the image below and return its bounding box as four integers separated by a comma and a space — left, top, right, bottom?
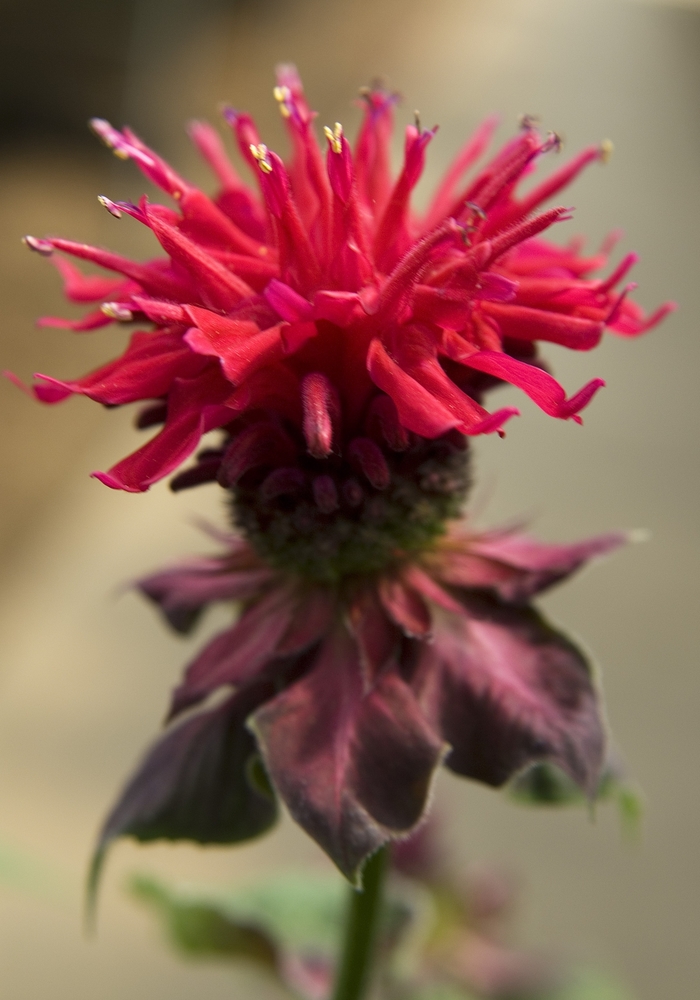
21, 67, 669, 512
92, 526, 625, 882
21, 68, 668, 884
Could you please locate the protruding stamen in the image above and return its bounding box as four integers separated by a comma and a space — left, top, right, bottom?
101, 302, 134, 322
273, 84, 292, 119
323, 122, 343, 154
600, 139, 614, 164
249, 143, 273, 174
23, 236, 53, 256
98, 195, 122, 219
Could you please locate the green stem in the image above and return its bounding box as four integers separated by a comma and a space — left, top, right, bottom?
331, 847, 389, 1000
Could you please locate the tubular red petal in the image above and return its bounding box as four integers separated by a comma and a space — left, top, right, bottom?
36, 309, 114, 332
367, 339, 460, 438
187, 119, 243, 190
491, 145, 602, 233
34, 330, 207, 406
274, 65, 332, 240
264, 278, 313, 322
29, 237, 188, 300
92, 372, 232, 492
459, 351, 605, 421
50, 257, 126, 303
373, 125, 437, 273
90, 118, 188, 197
184, 307, 285, 385
253, 149, 321, 292
481, 302, 605, 350
354, 84, 399, 219
485, 206, 573, 265
146, 208, 254, 311
387, 326, 517, 434
423, 115, 499, 231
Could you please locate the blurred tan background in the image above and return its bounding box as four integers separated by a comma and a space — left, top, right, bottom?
0, 0, 698, 996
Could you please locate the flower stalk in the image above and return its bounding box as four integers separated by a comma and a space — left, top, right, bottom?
332, 846, 389, 1000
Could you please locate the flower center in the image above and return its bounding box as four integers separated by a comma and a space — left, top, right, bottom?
230, 434, 471, 583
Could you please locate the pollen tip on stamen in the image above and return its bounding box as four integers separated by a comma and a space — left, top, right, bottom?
220, 104, 238, 124
23, 236, 53, 256
101, 302, 133, 322
519, 113, 540, 130
249, 143, 273, 173
97, 195, 122, 219
323, 122, 343, 154
600, 139, 614, 164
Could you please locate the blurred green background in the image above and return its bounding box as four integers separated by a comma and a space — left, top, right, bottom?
0, 0, 698, 997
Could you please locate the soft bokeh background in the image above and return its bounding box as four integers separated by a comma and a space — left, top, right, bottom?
0, 0, 698, 996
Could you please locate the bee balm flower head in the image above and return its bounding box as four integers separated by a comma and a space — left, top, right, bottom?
18, 68, 670, 886
18, 68, 672, 582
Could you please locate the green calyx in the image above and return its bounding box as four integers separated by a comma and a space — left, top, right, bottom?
231, 436, 471, 584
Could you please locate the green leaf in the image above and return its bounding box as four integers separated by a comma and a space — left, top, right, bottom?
508, 762, 644, 836
0, 837, 68, 901
128, 867, 421, 998
406, 984, 479, 1000
129, 874, 278, 967
509, 761, 585, 806
549, 967, 637, 1000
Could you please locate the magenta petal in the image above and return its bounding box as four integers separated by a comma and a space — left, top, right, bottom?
168, 584, 301, 717
460, 351, 605, 421
411, 597, 604, 795
251, 623, 445, 882
92, 371, 231, 492
138, 558, 276, 634
264, 278, 313, 322
441, 530, 627, 601
379, 576, 432, 637
367, 338, 460, 438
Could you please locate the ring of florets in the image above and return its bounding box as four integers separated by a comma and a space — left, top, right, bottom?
230, 433, 471, 583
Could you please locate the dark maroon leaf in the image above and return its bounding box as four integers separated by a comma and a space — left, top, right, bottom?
408, 594, 604, 795
88, 686, 277, 919
251, 624, 445, 883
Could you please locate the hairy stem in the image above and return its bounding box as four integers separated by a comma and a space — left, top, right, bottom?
331, 847, 389, 1000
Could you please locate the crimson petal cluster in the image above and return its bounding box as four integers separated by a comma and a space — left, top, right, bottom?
20, 66, 672, 497
92, 526, 624, 881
